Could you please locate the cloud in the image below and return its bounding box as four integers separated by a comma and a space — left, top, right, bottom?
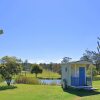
55, 58, 62, 63
28, 59, 47, 64
28, 59, 62, 64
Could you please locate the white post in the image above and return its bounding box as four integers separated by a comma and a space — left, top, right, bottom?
91, 66, 92, 86
75, 64, 76, 86
75, 64, 76, 77
85, 66, 86, 85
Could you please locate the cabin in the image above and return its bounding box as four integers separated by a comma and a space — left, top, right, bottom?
61, 60, 95, 90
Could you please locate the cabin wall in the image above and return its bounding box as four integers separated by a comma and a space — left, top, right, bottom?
67, 64, 71, 86
71, 65, 87, 86
86, 65, 92, 86
61, 64, 71, 86
71, 65, 79, 86
71, 65, 79, 77
61, 64, 67, 83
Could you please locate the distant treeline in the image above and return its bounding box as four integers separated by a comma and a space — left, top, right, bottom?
22, 62, 61, 74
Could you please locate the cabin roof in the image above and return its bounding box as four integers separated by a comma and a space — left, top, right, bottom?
69, 60, 92, 64
62, 60, 93, 65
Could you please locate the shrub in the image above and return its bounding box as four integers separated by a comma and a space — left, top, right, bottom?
92, 67, 98, 76
93, 75, 100, 81
31, 64, 43, 78
49, 81, 57, 86
15, 75, 40, 85
0, 75, 4, 83
0, 85, 17, 91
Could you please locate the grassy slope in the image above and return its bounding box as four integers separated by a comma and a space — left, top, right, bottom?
0, 84, 76, 100
21, 70, 61, 79
0, 81, 100, 100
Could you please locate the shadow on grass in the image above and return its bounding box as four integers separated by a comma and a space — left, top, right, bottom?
63, 87, 100, 97
0, 85, 17, 91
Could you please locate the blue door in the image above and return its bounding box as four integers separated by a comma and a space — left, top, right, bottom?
79, 67, 85, 86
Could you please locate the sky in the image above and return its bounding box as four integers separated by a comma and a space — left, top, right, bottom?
0, 0, 100, 63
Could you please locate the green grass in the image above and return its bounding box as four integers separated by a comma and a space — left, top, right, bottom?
93, 75, 100, 81
0, 81, 100, 100
0, 84, 76, 100
20, 70, 61, 79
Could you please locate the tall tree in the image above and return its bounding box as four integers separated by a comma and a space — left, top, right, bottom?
93, 37, 100, 74
80, 50, 93, 62
81, 37, 100, 74
0, 56, 22, 86
22, 59, 30, 76
61, 57, 72, 64
31, 64, 43, 78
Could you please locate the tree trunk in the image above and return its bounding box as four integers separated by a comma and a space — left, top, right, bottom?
7, 82, 10, 86
35, 74, 37, 78
6, 79, 11, 86
25, 71, 26, 76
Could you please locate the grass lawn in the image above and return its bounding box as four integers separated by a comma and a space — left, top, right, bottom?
20, 70, 61, 79
0, 81, 100, 100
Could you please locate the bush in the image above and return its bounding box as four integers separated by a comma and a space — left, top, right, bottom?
15, 75, 40, 85
92, 67, 98, 76
93, 75, 100, 81
49, 81, 57, 86
0, 75, 4, 83
0, 85, 17, 91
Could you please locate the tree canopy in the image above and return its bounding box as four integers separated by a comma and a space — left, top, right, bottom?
0, 56, 22, 86
0, 29, 3, 35
61, 57, 72, 64
80, 37, 100, 75
31, 64, 43, 78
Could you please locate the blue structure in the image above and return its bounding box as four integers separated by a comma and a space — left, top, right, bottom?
79, 67, 85, 86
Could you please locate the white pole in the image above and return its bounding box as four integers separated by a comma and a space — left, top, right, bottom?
91, 66, 92, 86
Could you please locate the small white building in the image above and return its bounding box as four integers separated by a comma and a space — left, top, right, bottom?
61, 60, 94, 90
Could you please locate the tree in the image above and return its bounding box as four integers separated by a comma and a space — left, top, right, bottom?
61, 57, 72, 64
80, 37, 100, 75
48, 62, 53, 71
31, 64, 43, 78
93, 37, 100, 74
0, 29, 3, 35
80, 50, 93, 62
22, 59, 30, 76
0, 56, 22, 86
